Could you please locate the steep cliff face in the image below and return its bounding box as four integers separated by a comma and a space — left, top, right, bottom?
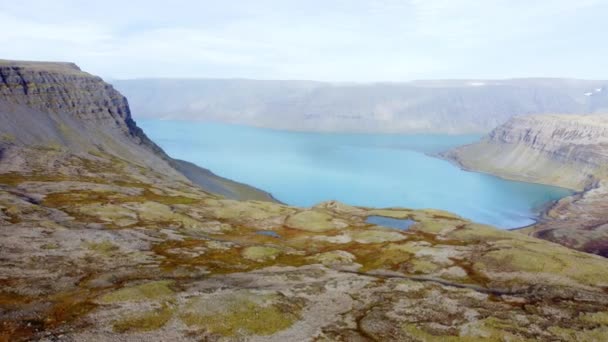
0, 62, 131, 126
445, 115, 608, 191
0, 60, 275, 201
445, 114, 608, 256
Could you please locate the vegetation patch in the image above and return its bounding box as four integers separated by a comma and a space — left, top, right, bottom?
180, 292, 303, 336
581, 311, 608, 325
242, 246, 282, 261
85, 241, 119, 255
286, 211, 340, 232
99, 280, 175, 303
351, 243, 413, 272
308, 250, 356, 266
0, 133, 15, 142
40, 243, 59, 250
113, 304, 175, 333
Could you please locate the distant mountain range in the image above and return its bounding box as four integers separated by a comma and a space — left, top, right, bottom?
114, 78, 608, 134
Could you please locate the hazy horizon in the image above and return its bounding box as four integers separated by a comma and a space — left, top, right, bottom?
109, 76, 608, 83
2, 0, 607, 82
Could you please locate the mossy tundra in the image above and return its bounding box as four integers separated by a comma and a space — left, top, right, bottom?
2, 147, 608, 341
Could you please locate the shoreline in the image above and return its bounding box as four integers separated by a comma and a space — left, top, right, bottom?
432, 150, 583, 231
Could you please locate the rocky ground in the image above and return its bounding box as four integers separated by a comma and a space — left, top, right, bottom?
519, 180, 608, 257
2, 146, 608, 341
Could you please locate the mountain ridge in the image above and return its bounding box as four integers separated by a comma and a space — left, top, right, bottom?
114, 77, 608, 134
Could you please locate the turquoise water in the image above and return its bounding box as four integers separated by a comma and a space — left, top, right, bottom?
139, 120, 572, 229
256, 231, 281, 238
366, 216, 416, 231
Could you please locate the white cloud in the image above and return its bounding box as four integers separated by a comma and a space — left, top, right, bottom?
0, 0, 606, 81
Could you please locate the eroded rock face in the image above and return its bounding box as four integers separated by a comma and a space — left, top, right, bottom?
445, 114, 608, 191
445, 114, 608, 257
0, 61, 134, 133
0, 59, 275, 202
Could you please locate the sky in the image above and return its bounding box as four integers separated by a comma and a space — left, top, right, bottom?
1, 0, 607, 81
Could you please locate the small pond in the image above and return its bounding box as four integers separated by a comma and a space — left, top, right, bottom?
255, 230, 281, 238
366, 216, 416, 231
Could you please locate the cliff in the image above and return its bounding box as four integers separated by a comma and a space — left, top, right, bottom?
445, 114, 608, 256
114, 78, 608, 134
444, 114, 608, 191
0, 59, 275, 201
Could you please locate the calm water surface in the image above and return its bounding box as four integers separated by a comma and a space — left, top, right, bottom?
366, 216, 416, 231
140, 120, 572, 229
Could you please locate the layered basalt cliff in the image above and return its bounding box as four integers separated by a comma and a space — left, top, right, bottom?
445, 114, 608, 256
445, 114, 608, 191
0, 61, 133, 128
0, 60, 275, 201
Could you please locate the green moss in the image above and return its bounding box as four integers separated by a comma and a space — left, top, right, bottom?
0, 133, 15, 143
180, 292, 302, 336
402, 317, 532, 341
355, 243, 412, 272
99, 280, 175, 303
581, 311, 608, 325
548, 326, 608, 341
308, 250, 356, 266
113, 304, 174, 333
40, 243, 59, 250
242, 246, 282, 261
285, 211, 340, 232
474, 240, 608, 285
85, 241, 119, 255
0, 172, 70, 186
